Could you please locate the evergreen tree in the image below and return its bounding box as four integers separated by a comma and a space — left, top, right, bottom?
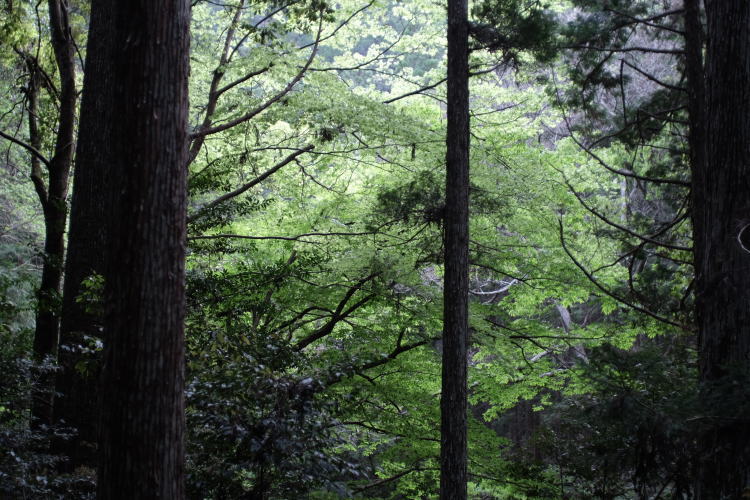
96, 0, 190, 496
694, 0, 750, 495
441, 0, 470, 497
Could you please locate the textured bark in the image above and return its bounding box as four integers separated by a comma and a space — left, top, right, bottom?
688, 0, 750, 496
440, 0, 470, 498
53, 0, 112, 470
692, 0, 750, 497
97, 0, 190, 497
30, 0, 77, 429
683, 0, 705, 288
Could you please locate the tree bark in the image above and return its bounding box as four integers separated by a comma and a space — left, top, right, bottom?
440, 0, 470, 498
97, 0, 190, 497
30, 0, 77, 429
53, 0, 113, 470
694, 0, 750, 496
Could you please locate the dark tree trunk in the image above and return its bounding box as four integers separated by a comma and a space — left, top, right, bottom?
97, 0, 190, 497
53, 0, 113, 470
683, 0, 705, 271
30, 0, 77, 429
440, 0, 470, 498
693, 0, 750, 496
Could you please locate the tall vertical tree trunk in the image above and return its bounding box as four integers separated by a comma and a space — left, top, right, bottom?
683, 0, 705, 276
30, 0, 77, 429
694, 0, 750, 496
440, 0, 470, 498
53, 0, 113, 470
97, 0, 190, 497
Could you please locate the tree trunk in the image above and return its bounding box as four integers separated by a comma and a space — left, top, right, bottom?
97, 0, 190, 497
440, 0, 470, 498
30, 0, 77, 429
53, 0, 113, 470
693, 0, 750, 496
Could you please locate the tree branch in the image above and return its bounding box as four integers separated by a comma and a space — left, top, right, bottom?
353, 466, 433, 493
383, 77, 447, 104
557, 217, 687, 330
563, 45, 684, 55
560, 173, 692, 251
188, 17, 323, 140
187, 144, 314, 224
562, 118, 690, 187
357, 339, 429, 372
294, 273, 380, 351
622, 60, 686, 92
0, 129, 51, 168
188, 230, 375, 242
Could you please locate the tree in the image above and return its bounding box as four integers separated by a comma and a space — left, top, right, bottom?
441, 0, 470, 498
0, 0, 78, 429
693, 0, 750, 496
541, 1, 750, 493
96, 0, 190, 496
477, 0, 750, 494
53, 0, 112, 472
54, 0, 326, 475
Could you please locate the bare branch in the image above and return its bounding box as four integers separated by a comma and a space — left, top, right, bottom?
188, 0, 246, 164
564, 45, 684, 55
383, 77, 446, 104
187, 144, 314, 224
559, 112, 690, 187
214, 65, 271, 97
357, 339, 429, 372
604, 7, 685, 34
339, 421, 439, 441
559, 172, 692, 251
188, 230, 375, 242
226, 1, 300, 62
294, 294, 376, 350
297, 0, 375, 50
189, 17, 323, 140
0, 129, 51, 168
622, 60, 686, 92
353, 465, 433, 494
557, 217, 687, 330
294, 273, 380, 351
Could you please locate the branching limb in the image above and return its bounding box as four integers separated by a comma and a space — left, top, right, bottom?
187, 144, 314, 224
311, 18, 410, 72
188, 230, 375, 243
563, 45, 684, 55
340, 421, 439, 442
294, 273, 380, 351
557, 217, 687, 330
357, 340, 430, 372
560, 111, 690, 187
0, 130, 51, 168
188, 0, 247, 164
352, 465, 434, 494
383, 77, 447, 104
603, 7, 685, 34
297, 0, 375, 50
559, 172, 691, 252
622, 60, 686, 92
294, 294, 376, 350
188, 17, 323, 140
252, 250, 297, 331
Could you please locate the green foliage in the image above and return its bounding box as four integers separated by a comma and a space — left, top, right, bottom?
0, 0, 707, 497
535, 340, 699, 498
186, 351, 358, 499
471, 0, 559, 63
